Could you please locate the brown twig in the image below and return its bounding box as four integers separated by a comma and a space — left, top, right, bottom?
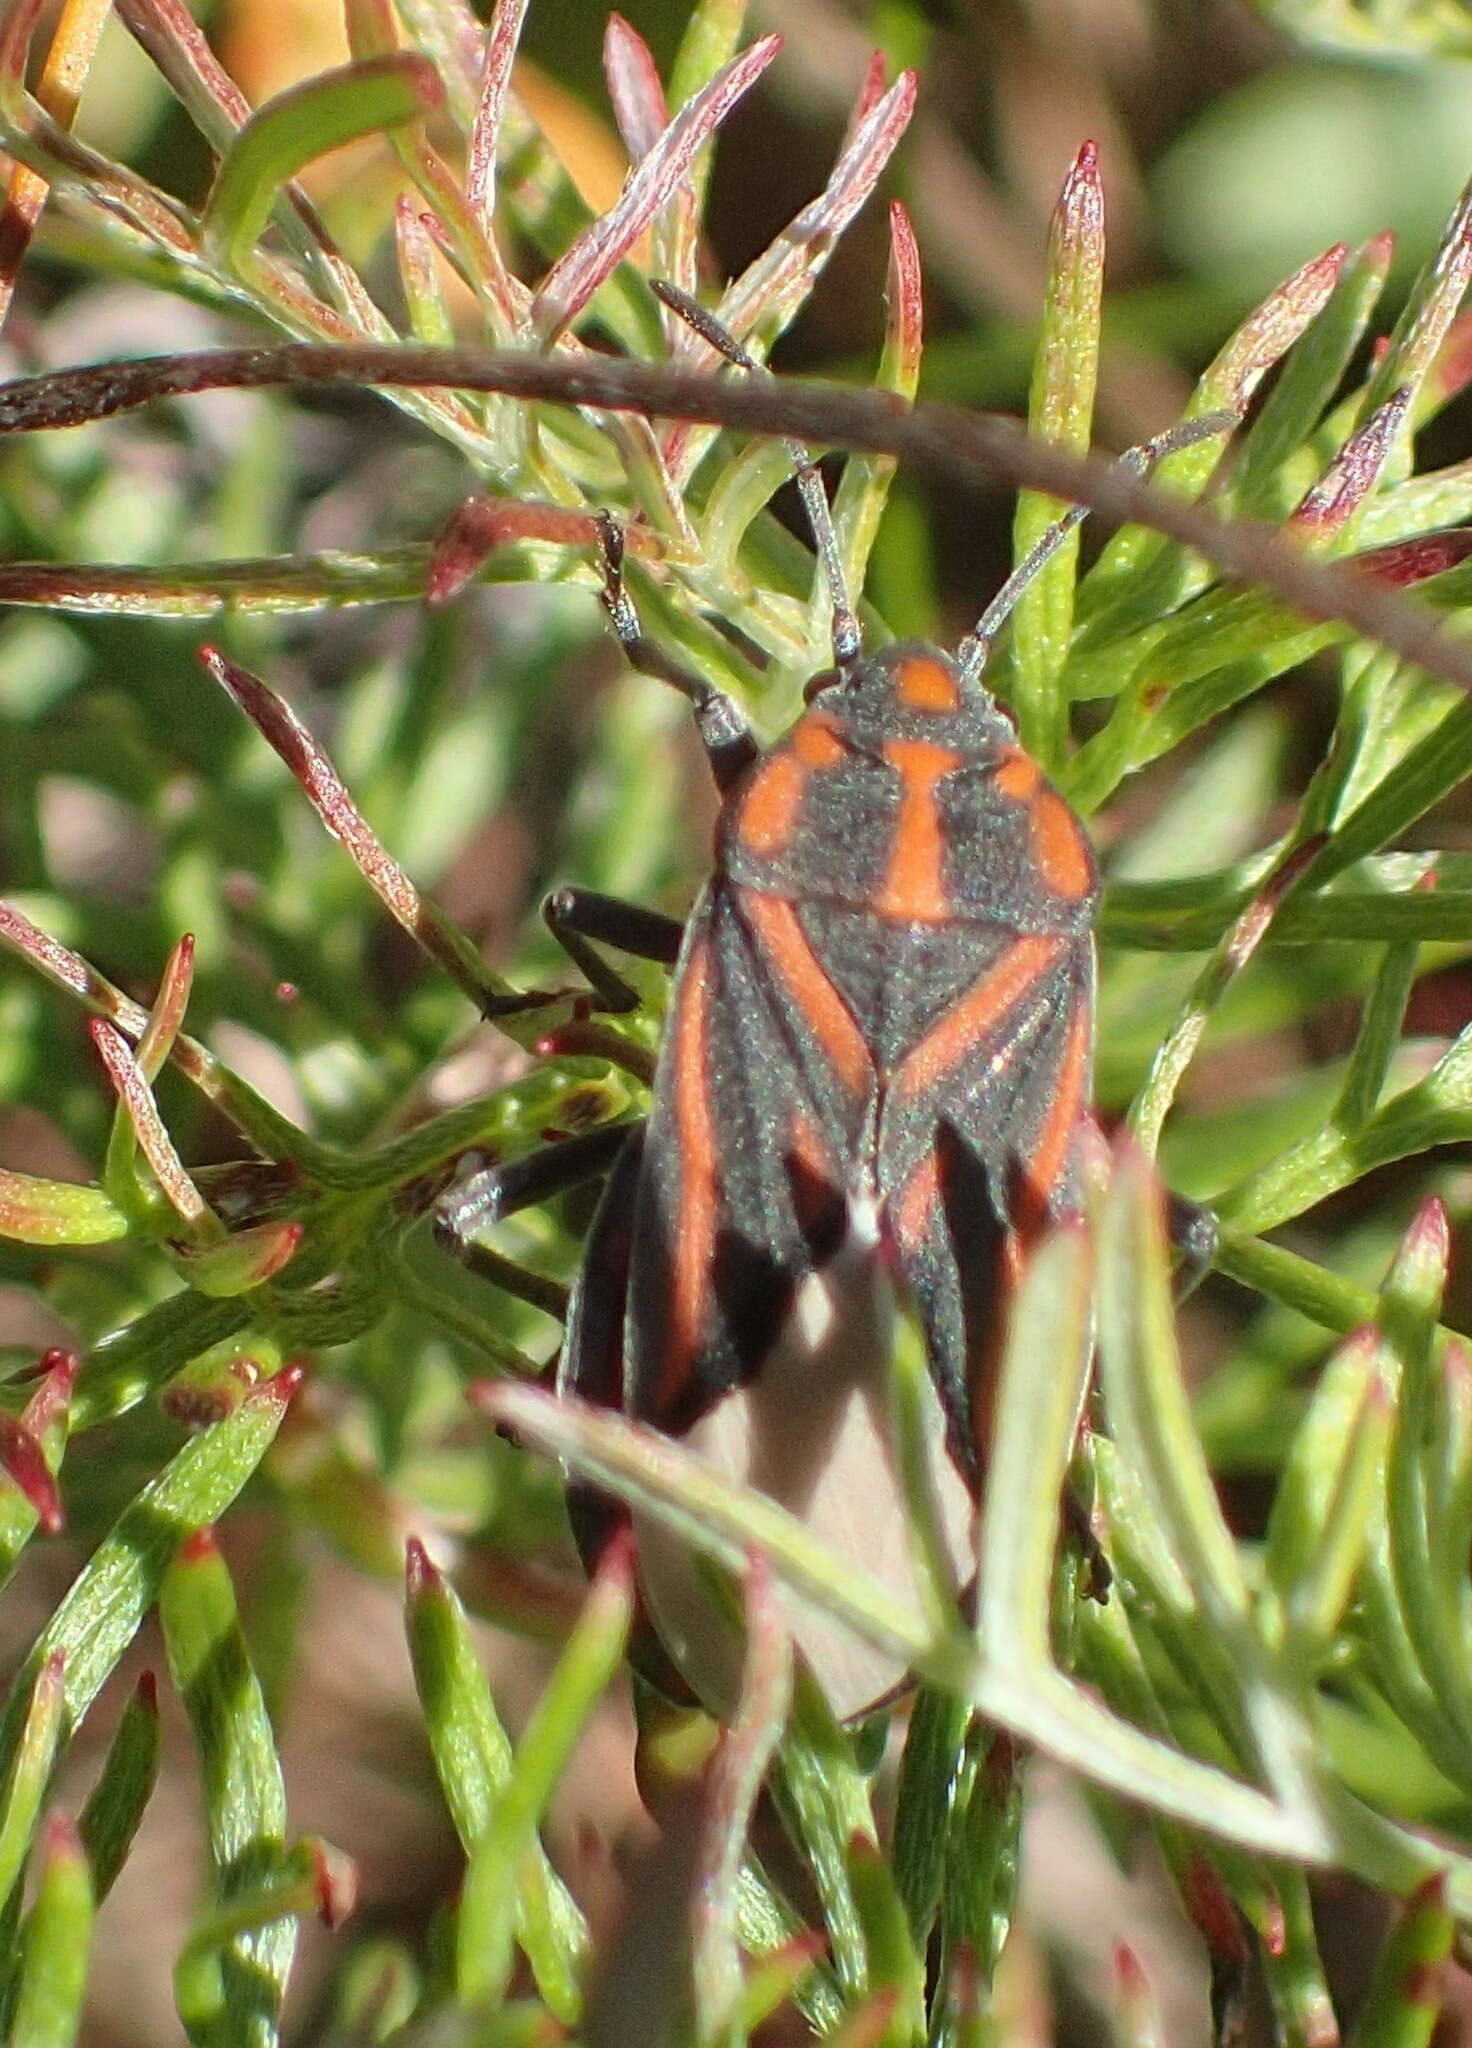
1, 343, 1468, 693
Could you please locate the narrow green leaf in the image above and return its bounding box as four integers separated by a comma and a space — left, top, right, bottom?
1362, 167, 1472, 461
978, 1218, 1096, 1664
771, 1673, 875, 1998
0, 1655, 66, 1921
737, 1934, 825, 2039
1379, 1206, 1472, 1754
1335, 942, 1420, 1132
1304, 690, 1472, 891
1348, 1876, 1452, 2048
1264, 1326, 1382, 1606
844, 1833, 926, 2046
1286, 1374, 1392, 1655
480, 1386, 1336, 1860
78, 1671, 161, 1904
1229, 230, 1394, 516
0, 1168, 128, 1246
202, 55, 445, 278
825, 200, 923, 646
940, 1726, 1021, 1990
10, 1814, 91, 2048
890, 1687, 969, 1942
0, 1371, 301, 1778
174, 1838, 353, 1967
1008, 140, 1103, 766
1217, 1029, 1472, 1237
1076, 242, 1344, 627
403, 1540, 584, 2022
456, 1539, 633, 2008
160, 1526, 293, 2048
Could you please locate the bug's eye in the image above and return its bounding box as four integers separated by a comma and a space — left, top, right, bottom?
802, 668, 841, 704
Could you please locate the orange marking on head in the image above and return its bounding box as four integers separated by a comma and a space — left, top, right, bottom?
894, 655, 960, 713
742, 892, 871, 1094
892, 1152, 939, 1251
1014, 999, 1091, 1240
669, 941, 720, 1398
994, 748, 1041, 801
875, 738, 960, 922
1031, 790, 1093, 901
895, 934, 1064, 1100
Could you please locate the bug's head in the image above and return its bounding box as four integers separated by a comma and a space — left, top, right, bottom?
801, 639, 1017, 750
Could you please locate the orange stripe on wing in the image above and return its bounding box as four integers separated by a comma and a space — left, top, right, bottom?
741, 891, 872, 1095
894, 933, 1063, 1100
876, 738, 959, 922
1014, 993, 1091, 1238
1031, 789, 1093, 901
891, 1150, 940, 1252
667, 938, 720, 1403
993, 747, 1041, 801
794, 716, 847, 769
737, 753, 805, 855
735, 715, 846, 856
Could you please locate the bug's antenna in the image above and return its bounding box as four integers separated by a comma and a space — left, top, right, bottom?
956, 409, 1240, 686
652, 279, 862, 678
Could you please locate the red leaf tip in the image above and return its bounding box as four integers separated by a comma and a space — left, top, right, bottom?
404, 1533, 442, 1596
262, 1360, 307, 1404
310, 1839, 359, 1928
177, 1526, 218, 1565
41, 1809, 82, 1860
1113, 1943, 1147, 1994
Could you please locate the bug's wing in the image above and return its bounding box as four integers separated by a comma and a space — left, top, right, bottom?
582, 881, 978, 1722
878, 932, 1094, 1475
614, 879, 877, 1435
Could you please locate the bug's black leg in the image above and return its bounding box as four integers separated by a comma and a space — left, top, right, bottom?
542, 886, 683, 1015
594, 512, 758, 795
439, 1120, 641, 1233
433, 1120, 644, 1315
443, 1238, 571, 1321
478, 983, 564, 1019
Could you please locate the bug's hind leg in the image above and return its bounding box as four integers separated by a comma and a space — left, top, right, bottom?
542, 886, 683, 1015
594, 512, 758, 795
433, 1119, 644, 1317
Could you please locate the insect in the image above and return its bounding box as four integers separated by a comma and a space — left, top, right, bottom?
439, 292, 1225, 1719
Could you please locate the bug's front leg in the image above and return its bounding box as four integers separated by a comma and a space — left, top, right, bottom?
541, 886, 683, 1015
594, 513, 758, 795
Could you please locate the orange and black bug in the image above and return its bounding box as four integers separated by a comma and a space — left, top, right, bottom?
437, 292, 1226, 1719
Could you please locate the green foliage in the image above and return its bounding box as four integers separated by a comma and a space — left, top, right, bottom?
3, 0, 1472, 2042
